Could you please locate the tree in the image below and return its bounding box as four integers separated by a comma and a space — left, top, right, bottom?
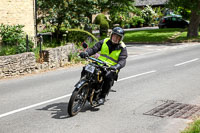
167, 0, 200, 38
97, 0, 134, 13
37, 0, 100, 41
96, 0, 135, 27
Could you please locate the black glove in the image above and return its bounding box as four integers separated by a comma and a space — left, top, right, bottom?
79, 52, 88, 58
110, 64, 121, 71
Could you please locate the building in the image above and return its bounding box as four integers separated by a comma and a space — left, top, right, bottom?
134, 0, 168, 7
0, 0, 36, 38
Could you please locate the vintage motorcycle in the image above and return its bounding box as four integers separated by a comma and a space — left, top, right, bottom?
68, 55, 115, 117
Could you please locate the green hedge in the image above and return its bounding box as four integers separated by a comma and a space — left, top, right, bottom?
94, 14, 109, 36
94, 14, 108, 25
65, 29, 99, 45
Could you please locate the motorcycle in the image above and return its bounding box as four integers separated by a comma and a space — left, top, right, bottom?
68, 54, 115, 117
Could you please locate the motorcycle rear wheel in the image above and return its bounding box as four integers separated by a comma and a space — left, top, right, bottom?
68, 83, 89, 116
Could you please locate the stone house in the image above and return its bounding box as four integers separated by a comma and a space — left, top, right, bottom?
0, 0, 36, 39
134, 0, 169, 8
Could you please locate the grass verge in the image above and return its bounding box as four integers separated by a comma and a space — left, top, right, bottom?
124, 28, 182, 43
174, 32, 200, 43
181, 119, 200, 133
124, 28, 200, 43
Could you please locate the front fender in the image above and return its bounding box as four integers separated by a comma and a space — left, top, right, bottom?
74, 79, 88, 90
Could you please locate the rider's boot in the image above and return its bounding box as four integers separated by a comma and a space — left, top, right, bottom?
98, 94, 106, 105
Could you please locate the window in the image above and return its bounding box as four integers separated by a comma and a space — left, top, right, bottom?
172, 17, 177, 21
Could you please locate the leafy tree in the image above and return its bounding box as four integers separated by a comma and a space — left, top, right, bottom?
38, 0, 100, 41
97, 0, 135, 13
167, 0, 200, 38
97, 0, 135, 27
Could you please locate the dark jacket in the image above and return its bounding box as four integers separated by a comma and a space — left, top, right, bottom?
86, 39, 128, 69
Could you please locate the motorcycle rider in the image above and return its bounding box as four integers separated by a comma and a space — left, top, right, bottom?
79, 27, 128, 105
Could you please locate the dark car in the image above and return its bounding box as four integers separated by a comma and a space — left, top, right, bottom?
158, 16, 189, 29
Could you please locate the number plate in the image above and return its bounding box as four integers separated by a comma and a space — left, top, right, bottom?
85, 64, 95, 74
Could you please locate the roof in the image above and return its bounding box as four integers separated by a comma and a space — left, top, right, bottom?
134, 0, 168, 7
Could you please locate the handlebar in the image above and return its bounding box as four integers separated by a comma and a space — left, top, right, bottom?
87, 57, 116, 72
88, 57, 107, 65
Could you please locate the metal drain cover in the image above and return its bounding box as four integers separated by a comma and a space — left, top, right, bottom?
144, 101, 200, 119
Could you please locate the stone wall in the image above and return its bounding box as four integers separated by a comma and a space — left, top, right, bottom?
0, 0, 35, 37
41, 44, 75, 69
0, 44, 75, 79
0, 52, 36, 79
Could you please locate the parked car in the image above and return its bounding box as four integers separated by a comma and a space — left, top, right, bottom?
158, 16, 189, 29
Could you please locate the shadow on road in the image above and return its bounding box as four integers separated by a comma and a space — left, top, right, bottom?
36, 102, 70, 119
36, 102, 100, 119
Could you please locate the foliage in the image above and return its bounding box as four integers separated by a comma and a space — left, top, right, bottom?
167, 0, 200, 37
65, 29, 98, 45
0, 24, 34, 56
181, 119, 200, 133
94, 14, 108, 25
99, 19, 109, 36
108, 1, 135, 28
98, 0, 135, 14
141, 5, 158, 26
0, 45, 17, 56
153, 7, 164, 24
130, 16, 145, 27
94, 14, 109, 36
167, 0, 200, 12
172, 7, 191, 20
38, 0, 100, 40
0, 24, 24, 46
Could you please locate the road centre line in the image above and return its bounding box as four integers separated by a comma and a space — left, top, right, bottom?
174, 58, 199, 67
0, 94, 72, 119
118, 70, 157, 82
0, 70, 157, 119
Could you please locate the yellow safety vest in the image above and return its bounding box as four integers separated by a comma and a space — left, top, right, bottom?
98, 38, 126, 66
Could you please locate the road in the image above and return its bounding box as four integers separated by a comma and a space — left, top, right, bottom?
0, 43, 200, 133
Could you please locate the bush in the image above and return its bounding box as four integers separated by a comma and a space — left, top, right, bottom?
0, 24, 34, 56
0, 24, 24, 46
130, 16, 145, 27
94, 14, 108, 25
65, 29, 99, 45
94, 14, 109, 36
141, 5, 157, 26
0, 45, 17, 56
100, 19, 109, 36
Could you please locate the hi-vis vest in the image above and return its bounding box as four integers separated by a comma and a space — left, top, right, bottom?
98, 38, 126, 66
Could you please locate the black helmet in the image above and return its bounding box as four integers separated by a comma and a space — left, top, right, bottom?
111, 27, 124, 43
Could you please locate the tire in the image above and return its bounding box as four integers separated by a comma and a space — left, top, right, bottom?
68, 83, 89, 116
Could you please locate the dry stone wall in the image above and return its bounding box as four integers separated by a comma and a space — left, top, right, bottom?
0, 52, 36, 78
42, 44, 75, 69
0, 44, 75, 79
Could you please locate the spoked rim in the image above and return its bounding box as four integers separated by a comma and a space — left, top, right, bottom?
70, 83, 89, 115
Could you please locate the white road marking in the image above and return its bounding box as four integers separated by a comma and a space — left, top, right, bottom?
0, 70, 157, 118
0, 94, 71, 119
118, 70, 157, 82
174, 58, 199, 67
128, 51, 159, 58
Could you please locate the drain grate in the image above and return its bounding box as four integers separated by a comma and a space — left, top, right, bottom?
144, 101, 200, 119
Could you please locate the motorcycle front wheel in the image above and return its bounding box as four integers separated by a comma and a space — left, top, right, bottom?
68, 83, 89, 116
